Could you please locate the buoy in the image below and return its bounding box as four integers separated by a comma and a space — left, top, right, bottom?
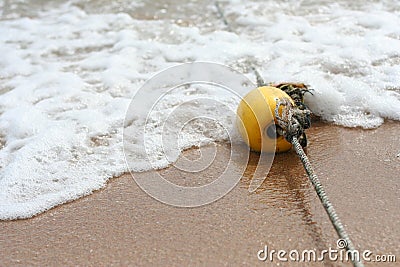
236, 86, 294, 153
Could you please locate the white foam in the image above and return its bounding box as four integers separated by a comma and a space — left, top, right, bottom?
0, 0, 399, 219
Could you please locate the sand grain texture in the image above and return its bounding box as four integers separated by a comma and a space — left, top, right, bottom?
1, 122, 399, 266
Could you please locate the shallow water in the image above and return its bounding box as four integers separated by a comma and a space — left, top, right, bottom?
0, 0, 399, 219
1, 122, 399, 266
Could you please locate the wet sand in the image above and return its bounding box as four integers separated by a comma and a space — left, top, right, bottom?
1, 122, 399, 266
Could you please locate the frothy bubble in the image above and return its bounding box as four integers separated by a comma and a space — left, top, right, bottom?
0, 0, 399, 219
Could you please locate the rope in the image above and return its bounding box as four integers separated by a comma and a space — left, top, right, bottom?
251, 66, 266, 87
214, 1, 263, 85
214, 2, 364, 266
214, 1, 233, 32
276, 100, 364, 267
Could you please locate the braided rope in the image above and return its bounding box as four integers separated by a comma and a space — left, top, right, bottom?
276, 100, 364, 267
214, 3, 363, 265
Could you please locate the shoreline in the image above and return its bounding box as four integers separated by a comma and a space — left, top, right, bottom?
1, 121, 399, 266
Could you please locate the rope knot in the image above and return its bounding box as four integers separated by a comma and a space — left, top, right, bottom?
275, 98, 311, 147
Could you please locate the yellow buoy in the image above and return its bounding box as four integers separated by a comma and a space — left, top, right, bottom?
236, 86, 294, 153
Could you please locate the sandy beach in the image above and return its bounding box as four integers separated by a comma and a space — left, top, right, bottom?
1, 1, 400, 266
1, 121, 399, 266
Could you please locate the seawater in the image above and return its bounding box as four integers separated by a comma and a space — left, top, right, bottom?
0, 0, 399, 219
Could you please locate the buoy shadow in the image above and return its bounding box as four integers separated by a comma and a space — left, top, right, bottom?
240, 149, 334, 264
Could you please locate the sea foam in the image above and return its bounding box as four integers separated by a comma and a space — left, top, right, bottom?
0, 0, 399, 219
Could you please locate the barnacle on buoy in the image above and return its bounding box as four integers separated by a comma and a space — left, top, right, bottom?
236, 83, 312, 153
